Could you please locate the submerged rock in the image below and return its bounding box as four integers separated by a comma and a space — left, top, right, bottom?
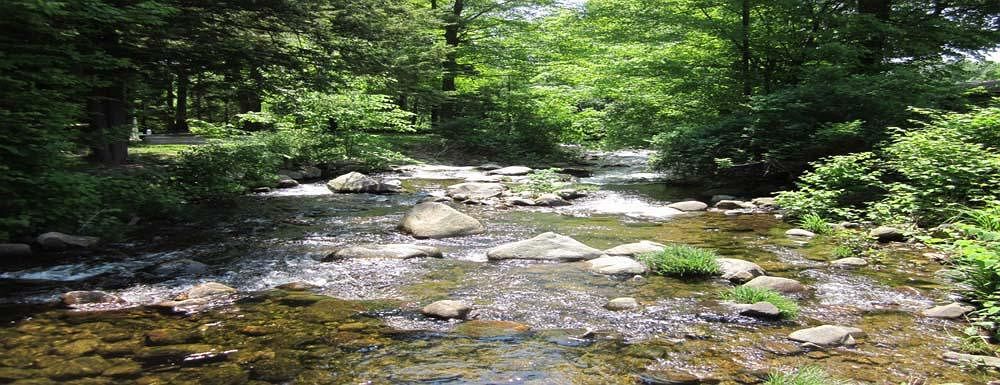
398, 202, 485, 239
785, 228, 816, 238
638, 370, 719, 385
922, 303, 975, 319
0, 243, 32, 259
742, 276, 808, 294
446, 182, 505, 201
487, 232, 603, 261
62, 291, 125, 307
605, 297, 639, 311
585, 256, 648, 275
421, 300, 472, 320
326, 172, 400, 194
534, 194, 571, 207
486, 166, 533, 176
276, 282, 316, 291
151, 258, 209, 278
788, 325, 864, 346
942, 351, 1000, 369
36, 232, 99, 251
325, 244, 442, 260
870, 226, 906, 242
180, 282, 236, 300
667, 201, 709, 212
603, 241, 666, 257
830, 257, 867, 268
717, 258, 766, 283
454, 320, 530, 338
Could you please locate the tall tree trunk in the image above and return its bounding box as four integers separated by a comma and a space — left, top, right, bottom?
857, 0, 892, 71
172, 68, 189, 132
740, 0, 752, 97
237, 64, 264, 114
437, 0, 463, 126
88, 83, 130, 165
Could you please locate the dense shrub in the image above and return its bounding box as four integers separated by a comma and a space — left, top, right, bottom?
774, 152, 884, 220
724, 286, 799, 319
638, 244, 721, 277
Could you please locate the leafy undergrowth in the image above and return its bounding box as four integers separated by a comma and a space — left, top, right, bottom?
638, 244, 720, 278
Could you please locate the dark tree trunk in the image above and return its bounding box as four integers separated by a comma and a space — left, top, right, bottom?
237, 65, 264, 114
88, 83, 130, 165
740, 0, 752, 97
172, 68, 189, 132
857, 0, 892, 71
436, 0, 463, 126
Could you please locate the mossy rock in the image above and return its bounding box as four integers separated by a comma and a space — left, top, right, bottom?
300, 299, 362, 323
249, 357, 303, 382
0, 367, 37, 382
145, 328, 201, 346
454, 320, 530, 338
134, 344, 219, 365
196, 365, 249, 385
95, 340, 141, 357
101, 359, 142, 378
52, 338, 101, 356
42, 356, 112, 380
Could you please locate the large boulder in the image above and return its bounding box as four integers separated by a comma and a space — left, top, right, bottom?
325, 244, 442, 260
486, 166, 533, 176
922, 303, 975, 319
326, 172, 400, 194
667, 201, 708, 212
36, 232, 100, 251
0, 243, 32, 259
398, 203, 485, 239
604, 241, 666, 257
788, 325, 864, 346
421, 300, 471, 320
742, 276, 808, 294
446, 182, 505, 201
870, 226, 906, 243
717, 258, 765, 283
487, 232, 603, 262
585, 256, 648, 275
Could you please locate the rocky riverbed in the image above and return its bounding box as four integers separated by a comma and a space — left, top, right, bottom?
0, 150, 995, 384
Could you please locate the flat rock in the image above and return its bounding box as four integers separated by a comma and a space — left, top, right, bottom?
735, 302, 781, 319
508, 197, 536, 206
326, 172, 400, 194
785, 228, 816, 238
152, 258, 209, 277
870, 226, 906, 242
586, 256, 648, 275
325, 244, 442, 260
179, 282, 236, 300
667, 201, 709, 212
717, 258, 766, 283
922, 303, 975, 319
487, 232, 603, 261
830, 257, 867, 268
535, 194, 571, 207
751, 197, 778, 208
715, 200, 755, 210
555, 189, 587, 200
486, 166, 533, 176
36, 232, 100, 250
0, 243, 32, 259
446, 182, 505, 201
743, 276, 808, 294
454, 320, 530, 338
398, 202, 485, 239
603, 241, 666, 257
421, 300, 471, 320
605, 297, 639, 311
478, 163, 502, 170
62, 291, 125, 307
788, 325, 864, 346
942, 351, 1000, 369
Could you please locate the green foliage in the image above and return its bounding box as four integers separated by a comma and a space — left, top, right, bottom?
172, 138, 282, 200
765, 366, 849, 385
724, 286, 799, 319
511, 168, 566, 194
775, 152, 884, 220
939, 204, 1000, 338
188, 120, 243, 139
638, 244, 721, 278
799, 214, 833, 235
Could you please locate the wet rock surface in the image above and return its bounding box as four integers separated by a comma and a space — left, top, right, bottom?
487, 232, 603, 261
398, 202, 485, 239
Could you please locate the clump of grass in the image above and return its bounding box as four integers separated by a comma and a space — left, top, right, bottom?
799, 213, 833, 235
638, 244, 720, 277
831, 245, 854, 259
765, 366, 850, 385
724, 286, 799, 319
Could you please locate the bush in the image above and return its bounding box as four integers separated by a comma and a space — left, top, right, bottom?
638, 244, 721, 277
798, 213, 832, 235
939, 204, 1000, 339
724, 286, 799, 319
765, 366, 849, 385
775, 152, 884, 220
511, 168, 567, 194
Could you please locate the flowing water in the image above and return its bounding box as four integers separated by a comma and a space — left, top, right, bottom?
0, 151, 993, 384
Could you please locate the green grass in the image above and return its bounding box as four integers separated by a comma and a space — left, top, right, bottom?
765, 366, 850, 385
129, 144, 195, 165
724, 286, 799, 319
799, 213, 832, 235
638, 244, 721, 277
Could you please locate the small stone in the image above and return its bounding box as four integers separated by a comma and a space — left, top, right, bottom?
735, 302, 781, 319
667, 201, 709, 212
743, 276, 808, 294
421, 300, 472, 320
830, 257, 867, 268
751, 197, 778, 208
921, 303, 975, 319
870, 226, 906, 242
43, 356, 111, 380
785, 229, 816, 238
788, 325, 864, 346
605, 297, 639, 311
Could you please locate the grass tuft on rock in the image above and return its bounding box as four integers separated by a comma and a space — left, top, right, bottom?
724, 286, 799, 319
765, 366, 850, 385
638, 244, 720, 277
799, 213, 832, 235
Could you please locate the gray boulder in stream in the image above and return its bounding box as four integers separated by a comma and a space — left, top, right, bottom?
326, 172, 400, 194
446, 182, 505, 201
399, 202, 485, 239
325, 244, 442, 260
788, 325, 864, 346
742, 276, 808, 294
717, 258, 766, 283
603, 241, 665, 257
486, 166, 532, 176
487, 232, 603, 262
36, 232, 100, 251
585, 256, 648, 275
